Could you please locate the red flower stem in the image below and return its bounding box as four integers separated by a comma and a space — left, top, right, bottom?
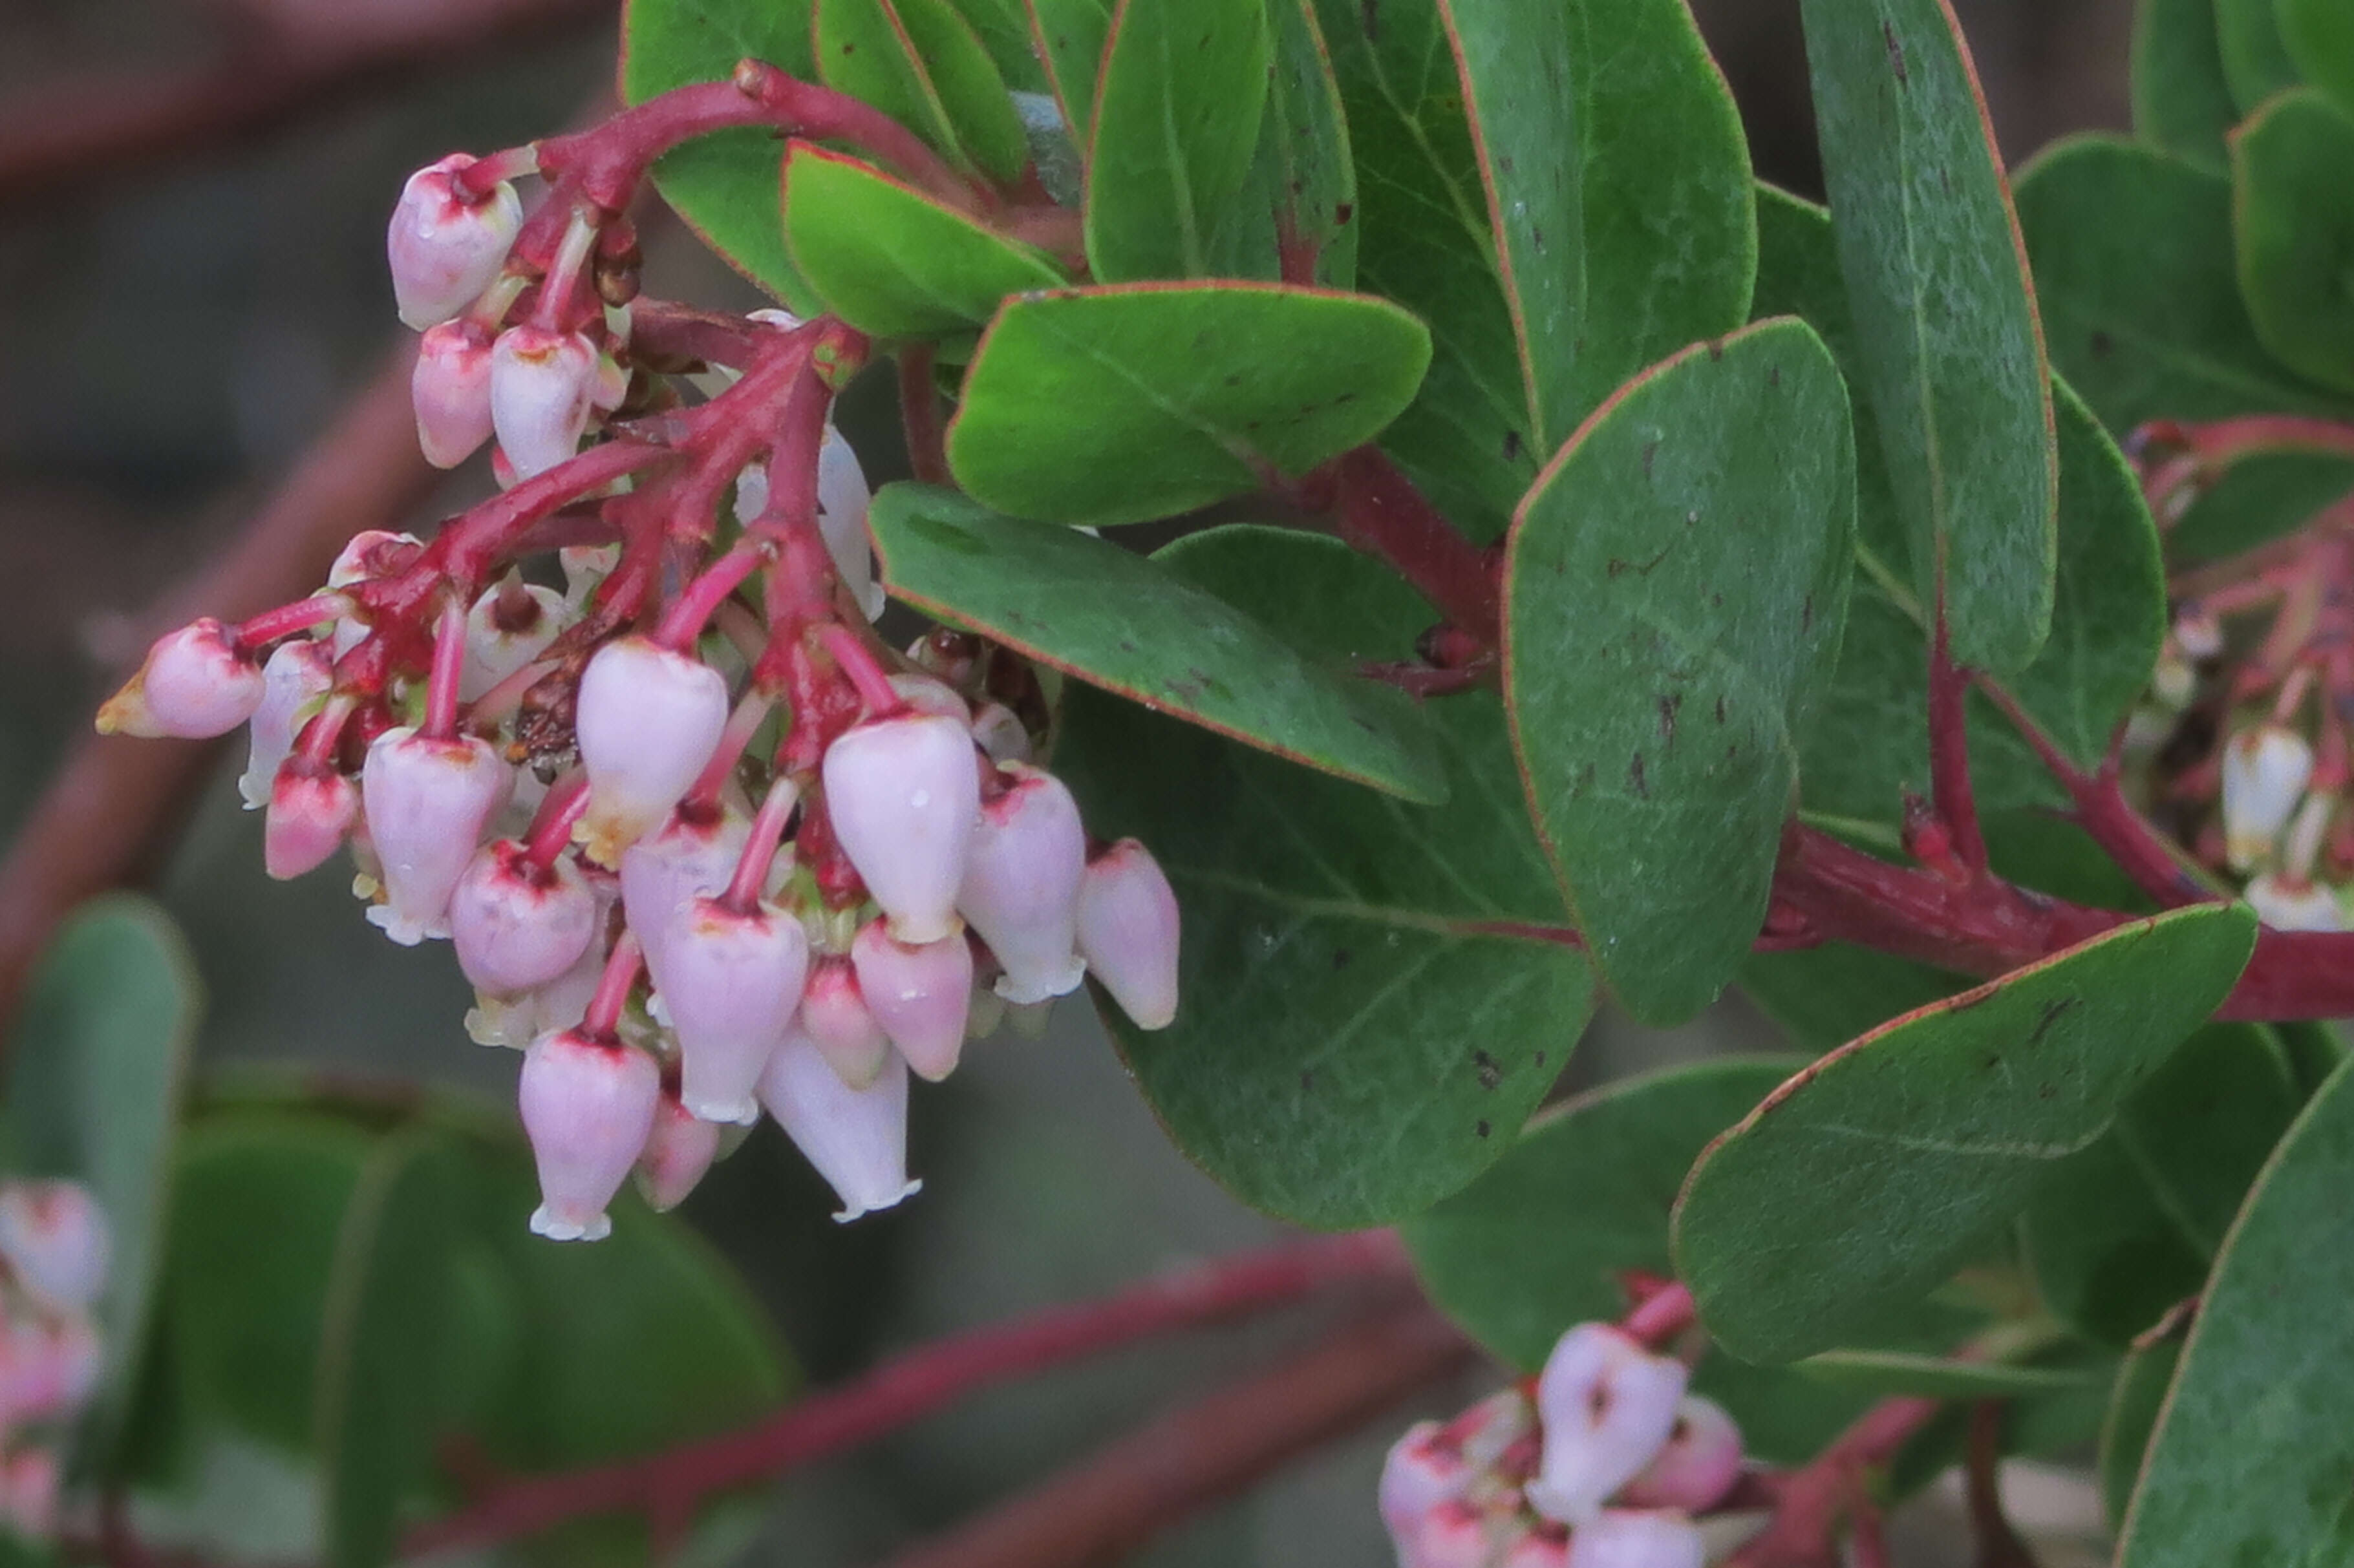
464, 657, 555, 730
1965, 1402, 2037, 1568
1724, 1395, 1940, 1567
685, 691, 776, 812
2143, 414, 2354, 471
899, 343, 950, 485
580, 929, 643, 1041
294, 694, 358, 768
522, 772, 590, 870
722, 774, 799, 911
1925, 616, 1986, 873
1328, 447, 1501, 643
400, 1232, 1415, 1558
1621, 1282, 1695, 1348
654, 537, 767, 652
233, 593, 348, 649
420, 597, 467, 740
821, 621, 904, 714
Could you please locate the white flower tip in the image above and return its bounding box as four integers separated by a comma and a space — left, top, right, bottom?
528, 1203, 612, 1244
364, 902, 444, 946
992, 957, 1087, 1006
832, 1178, 922, 1225
683, 1092, 762, 1127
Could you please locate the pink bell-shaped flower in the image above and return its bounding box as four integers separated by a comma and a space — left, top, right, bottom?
1379, 1422, 1470, 1552
1564, 1511, 1704, 1568
636, 1092, 722, 1212
469, 873, 615, 1049
388, 153, 522, 330
265, 761, 359, 880
449, 840, 599, 999
575, 638, 730, 865
489, 324, 598, 480
959, 764, 1087, 1004
1413, 1500, 1516, 1568
0, 1446, 57, 1542
851, 918, 972, 1083
970, 703, 1031, 765
662, 896, 811, 1125
2221, 723, 2315, 871
239, 639, 333, 809
798, 955, 892, 1089
360, 726, 511, 944
0, 1182, 109, 1314
518, 1029, 660, 1242
413, 319, 497, 469
1618, 1397, 1742, 1512
758, 1030, 920, 1222
462, 579, 566, 701
621, 801, 751, 977
1526, 1324, 1688, 1527
822, 712, 979, 945
1075, 838, 1181, 1030
97, 618, 264, 739
0, 1314, 100, 1425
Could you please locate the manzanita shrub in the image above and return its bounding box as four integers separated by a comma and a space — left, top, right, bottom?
19, 0, 2354, 1560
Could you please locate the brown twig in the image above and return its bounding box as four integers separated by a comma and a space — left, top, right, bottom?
870, 1299, 1474, 1568
897, 343, 950, 486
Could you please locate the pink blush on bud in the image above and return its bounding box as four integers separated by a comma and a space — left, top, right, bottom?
361, 727, 512, 946
851, 920, 973, 1082
662, 898, 811, 1126
389, 153, 522, 330
0, 1181, 109, 1313
1619, 1397, 1742, 1513
414, 319, 497, 469
575, 638, 731, 865
1075, 839, 1181, 1031
239, 639, 334, 810
822, 712, 980, 946
637, 1094, 722, 1212
100, 619, 264, 740
489, 324, 599, 480
959, 764, 1087, 1005
519, 1030, 661, 1243
266, 763, 359, 881
449, 840, 600, 999
757, 1030, 919, 1224
798, 956, 892, 1089
1527, 1323, 1688, 1527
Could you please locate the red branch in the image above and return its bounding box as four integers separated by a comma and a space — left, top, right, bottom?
898, 344, 950, 486
1328, 449, 1501, 642
1926, 617, 1987, 873
1726, 1395, 1941, 1567
403, 1232, 1412, 1556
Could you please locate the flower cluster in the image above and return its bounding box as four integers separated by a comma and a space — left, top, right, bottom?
0, 1181, 111, 1543
94, 142, 1181, 1242
1380, 1323, 1742, 1568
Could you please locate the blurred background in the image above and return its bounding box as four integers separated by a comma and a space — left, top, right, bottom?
0, 0, 2136, 1562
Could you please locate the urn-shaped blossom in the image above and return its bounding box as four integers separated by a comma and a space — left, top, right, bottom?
239, 639, 333, 809
413, 319, 497, 469
799, 955, 892, 1089
388, 153, 522, 330
98, 619, 264, 739
0, 1314, 100, 1425
361, 727, 512, 944
1618, 1397, 1742, 1512
822, 712, 979, 945
2221, 724, 2315, 871
449, 840, 600, 998
1411, 1500, 1515, 1568
757, 1030, 919, 1223
959, 764, 1087, 1004
636, 1092, 722, 1212
265, 762, 359, 880
1378, 1422, 1470, 1550
575, 638, 730, 865
850, 919, 972, 1082
1075, 839, 1181, 1030
0, 1181, 109, 1313
462, 580, 566, 701
518, 1030, 660, 1242
1564, 1511, 1704, 1568
663, 896, 811, 1125
489, 324, 598, 480
1527, 1325, 1687, 1527
621, 801, 751, 977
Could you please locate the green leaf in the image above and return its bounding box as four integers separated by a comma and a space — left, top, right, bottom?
620, 0, 822, 312
946, 282, 1431, 525
2280, 0, 2354, 117
1311, 0, 1753, 539
6, 895, 198, 1474
1798, 0, 2057, 675
816, 0, 1026, 182
2099, 1336, 2181, 1529
782, 144, 1064, 338
1027, 0, 1116, 132
1741, 941, 1970, 1052
1504, 319, 1854, 1024
868, 484, 1446, 800
1082, 0, 1270, 281
946, 0, 1053, 93
2117, 1057, 2354, 1566
895, 0, 1033, 182
1054, 527, 1596, 1229
1793, 1349, 2099, 1399
314, 1134, 460, 1568
2233, 89, 2354, 395
2215, 0, 2301, 111
1672, 904, 2257, 1364
2134, 0, 2242, 173
1202, 0, 1360, 287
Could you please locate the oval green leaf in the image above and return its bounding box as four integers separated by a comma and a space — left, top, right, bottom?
2133, 0, 2241, 173
2099, 1336, 2181, 1529
1026, 0, 1115, 133
1673, 904, 2258, 1364
2215, 0, 2300, 111
2280, 0, 2354, 118
2232, 88, 2354, 395
815, 0, 1027, 181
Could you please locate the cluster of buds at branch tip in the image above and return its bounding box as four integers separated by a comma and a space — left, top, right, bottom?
0, 1181, 112, 1543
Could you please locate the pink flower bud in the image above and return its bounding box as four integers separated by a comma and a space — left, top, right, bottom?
1075, 839, 1181, 1030
2246, 871, 2344, 933
890, 673, 971, 722
758, 1031, 920, 1223
823, 713, 980, 945
799, 956, 893, 1088
1379, 1422, 1470, 1551
0, 1446, 58, 1542
0, 1182, 109, 1313
819, 426, 885, 620
413, 319, 497, 468
449, 840, 599, 999
462, 580, 566, 701
518, 1030, 660, 1242
0, 1315, 100, 1426
1414, 1500, 1515, 1568
621, 801, 751, 977
636, 1092, 722, 1212
239, 639, 334, 809
1564, 1511, 1704, 1568
2221, 724, 2314, 871
265, 761, 359, 880
388, 153, 522, 330
469, 874, 615, 1049
1618, 1397, 1742, 1513
360, 727, 512, 944
97, 619, 264, 739
1501, 1534, 1570, 1568
1446, 1387, 1537, 1468
851, 920, 973, 1082
575, 638, 731, 865
1527, 1324, 1688, 1527
959, 765, 1087, 1004
662, 897, 811, 1125
328, 530, 423, 591
490, 324, 598, 480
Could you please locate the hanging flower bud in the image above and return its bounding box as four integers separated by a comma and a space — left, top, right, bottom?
965, 981, 1006, 1043
239, 639, 333, 809
0, 1183, 109, 1315
97, 619, 264, 739
1618, 1397, 1742, 1513
461, 579, 566, 701
1563, 1511, 1704, 1568
890, 673, 970, 722
490, 324, 598, 480
758, 1031, 920, 1223
959, 765, 1087, 1004
2221, 724, 2315, 871
413, 319, 497, 468
850, 920, 973, 1083
388, 153, 522, 330
622, 801, 751, 979
799, 956, 893, 1089
0, 1447, 57, 1542
1526, 1324, 1688, 1527
1075, 839, 1181, 1030
971, 703, 1031, 766
662, 897, 811, 1125
2246, 871, 2344, 933
0, 1315, 100, 1425
518, 1030, 660, 1242
360, 727, 512, 944
469, 873, 615, 1049
1413, 1500, 1517, 1568
265, 761, 359, 880
636, 1092, 722, 1212
822, 713, 980, 945
818, 426, 885, 620
576, 639, 731, 865
1378, 1422, 1471, 1551
449, 840, 599, 998
328, 530, 423, 591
